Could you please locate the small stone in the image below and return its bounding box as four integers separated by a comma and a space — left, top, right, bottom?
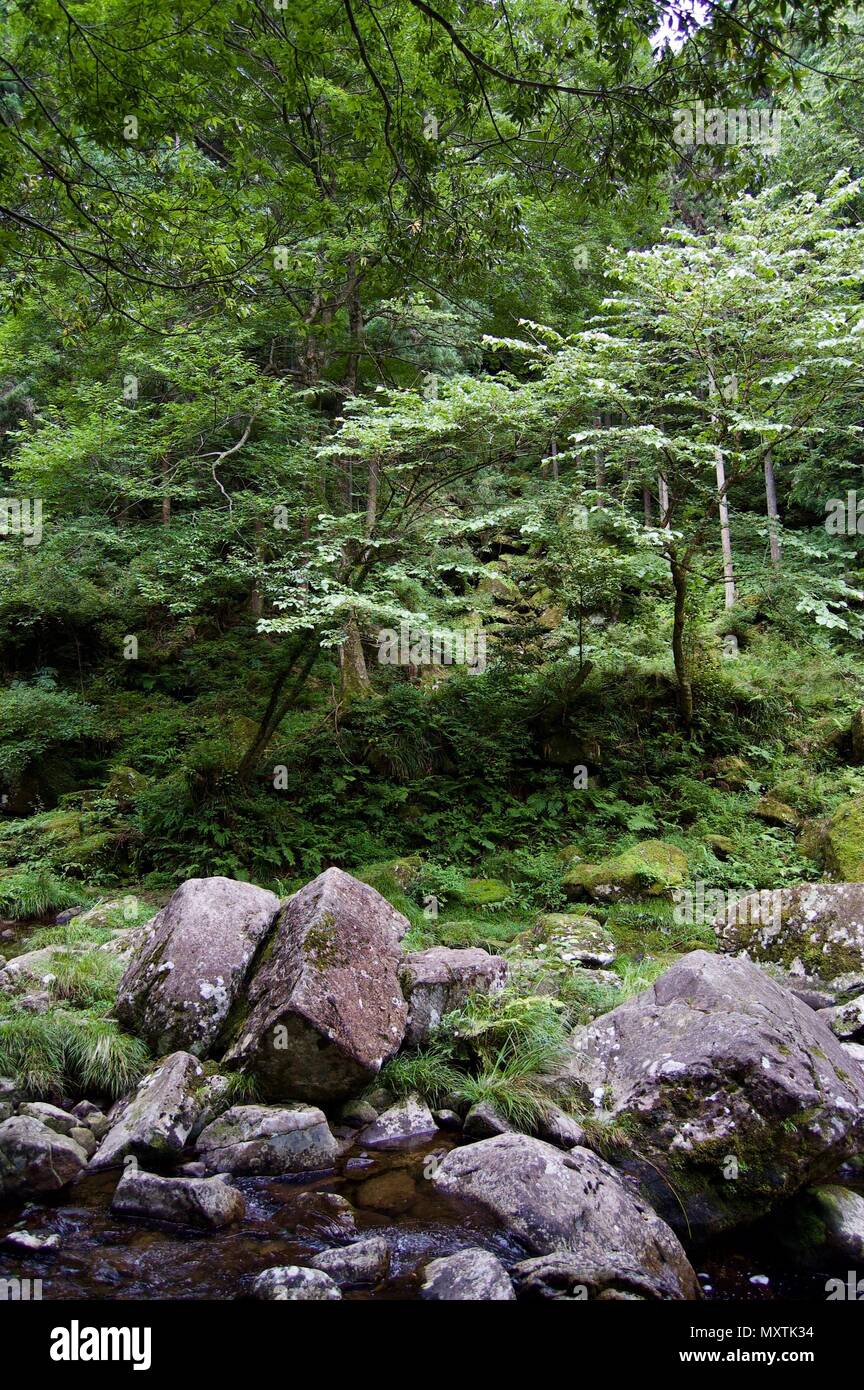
422, 1248, 514, 1301
310, 1236, 391, 1286
2, 1229, 61, 1253
357, 1095, 437, 1151
111, 1163, 245, 1230
432, 1109, 462, 1131
463, 1101, 513, 1139
252, 1265, 342, 1301
69, 1126, 97, 1159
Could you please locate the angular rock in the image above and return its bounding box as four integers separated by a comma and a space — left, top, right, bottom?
715, 882, 864, 980
111, 1161, 244, 1230
195, 1103, 338, 1176
69, 1126, 97, 1159
90, 1051, 204, 1170
115, 876, 280, 1057
399, 946, 506, 1045
432, 1135, 699, 1300
2, 1229, 60, 1254
293, 1191, 358, 1244
558, 950, 864, 1237
224, 867, 409, 1103
0, 1116, 88, 1197
463, 1101, 513, 1139
819, 995, 864, 1040
18, 1102, 78, 1136
357, 1095, 437, 1151
421, 1248, 515, 1301
310, 1236, 391, 1286
535, 1105, 586, 1151
252, 1265, 342, 1301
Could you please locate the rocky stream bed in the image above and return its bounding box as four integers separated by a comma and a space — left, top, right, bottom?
3, 867, 864, 1301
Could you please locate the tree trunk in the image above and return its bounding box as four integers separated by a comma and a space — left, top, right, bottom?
670, 556, 694, 729
550, 437, 559, 482
643, 485, 652, 525
715, 447, 736, 608
365, 455, 379, 536
593, 415, 606, 489
764, 450, 781, 567
658, 474, 670, 527
340, 615, 372, 702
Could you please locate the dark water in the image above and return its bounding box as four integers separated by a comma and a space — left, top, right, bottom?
0, 1138, 525, 1301
0, 1134, 840, 1301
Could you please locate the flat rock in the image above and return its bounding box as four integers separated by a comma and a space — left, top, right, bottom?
111, 1162, 245, 1230
399, 947, 506, 1045
90, 1051, 204, 1170
421, 1248, 515, 1301
195, 1103, 338, 1176
224, 868, 409, 1103
558, 950, 864, 1237
116, 877, 280, 1056
432, 1134, 700, 1300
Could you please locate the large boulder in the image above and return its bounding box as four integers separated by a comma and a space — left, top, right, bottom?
310, 1237, 391, 1286
0, 1116, 88, 1197
111, 1162, 245, 1230
562, 840, 687, 903
115, 877, 280, 1056
195, 1103, 338, 1176
432, 1134, 699, 1300
557, 951, 864, 1237
399, 947, 506, 1045
90, 1051, 204, 1170
715, 882, 864, 980
223, 868, 409, 1103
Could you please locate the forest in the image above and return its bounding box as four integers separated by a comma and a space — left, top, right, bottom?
2, 0, 864, 1324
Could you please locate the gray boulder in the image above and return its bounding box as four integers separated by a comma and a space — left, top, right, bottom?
224, 868, 408, 1103
195, 1103, 338, 1176
90, 1051, 204, 1170
310, 1236, 391, 1286
558, 950, 864, 1237
111, 1161, 244, 1230
512, 1253, 664, 1300
399, 947, 506, 1045
432, 1134, 700, 1300
115, 876, 280, 1056
0, 1116, 88, 1197
357, 1095, 437, 1151
421, 1248, 515, 1301
252, 1265, 342, 1301
715, 882, 864, 980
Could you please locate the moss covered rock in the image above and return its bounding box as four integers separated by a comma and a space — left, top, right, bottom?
562, 840, 687, 903
753, 796, 799, 829
714, 881, 864, 980
452, 878, 511, 908
517, 913, 616, 967
823, 798, 864, 881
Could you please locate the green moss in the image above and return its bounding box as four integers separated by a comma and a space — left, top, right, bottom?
823, 798, 864, 880
452, 878, 512, 907
562, 840, 688, 903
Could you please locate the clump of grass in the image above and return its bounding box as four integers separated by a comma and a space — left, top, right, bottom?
21, 921, 114, 952
376, 1047, 463, 1107
457, 1046, 557, 1131
221, 1070, 262, 1105
577, 1109, 636, 1159
556, 971, 622, 1025
613, 954, 676, 1000
0, 869, 87, 921
48, 950, 124, 1010
0, 1001, 149, 1100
